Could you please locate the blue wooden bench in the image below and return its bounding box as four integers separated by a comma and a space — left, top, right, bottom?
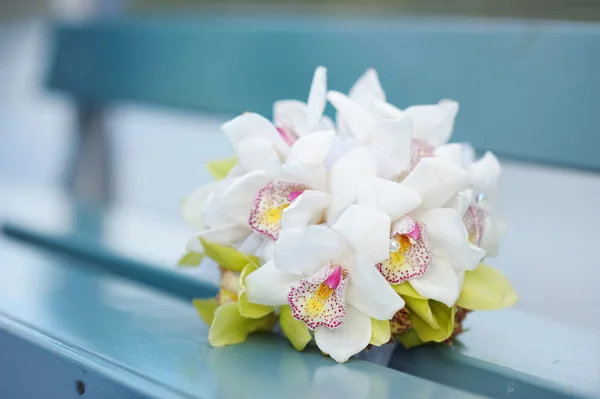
2, 14, 600, 399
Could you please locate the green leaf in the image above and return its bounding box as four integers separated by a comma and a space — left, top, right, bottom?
393, 283, 437, 329
392, 282, 425, 299
279, 305, 312, 351
369, 318, 391, 346
403, 296, 438, 329
238, 263, 273, 319
200, 237, 259, 272
208, 302, 276, 347
409, 301, 456, 343
193, 298, 219, 325
396, 329, 427, 349
207, 157, 237, 180
177, 251, 204, 267
457, 264, 518, 310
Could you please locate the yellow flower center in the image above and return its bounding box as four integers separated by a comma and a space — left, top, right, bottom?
264, 204, 290, 224
306, 283, 334, 317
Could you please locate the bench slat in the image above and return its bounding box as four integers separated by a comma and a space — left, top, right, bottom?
49, 16, 600, 170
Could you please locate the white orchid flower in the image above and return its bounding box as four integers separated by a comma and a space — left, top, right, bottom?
461, 151, 505, 257
326, 90, 412, 180
274, 66, 333, 143
333, 68, 462, 172
245, 205, 405, 363
185, 130, 336, 260
354, 156, 486, 307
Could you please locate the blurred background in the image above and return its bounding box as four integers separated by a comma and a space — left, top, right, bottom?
1, 0, 600, 335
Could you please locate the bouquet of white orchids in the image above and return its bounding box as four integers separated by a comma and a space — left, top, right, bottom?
179, 67, 517, 363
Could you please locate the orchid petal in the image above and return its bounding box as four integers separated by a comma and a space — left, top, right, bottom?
245, 260, 299, 306
180, 182, 218, 229
236, 138, 280, 172
332, 205, 391, 263
468, 151, 501, 191
327, 90, 374, 144
327, 146, 377, 223
218, 170, 270, 226
356, 177, 422, 221
238, 263, 273, 319
445, 189, 473, 217
409, 257, 460, 307
306, 66, 328, 134
404, 99, 459, 146
349, 68, 386, 108
281, 190, 330, 229
369, 117, 413, 177
401, 158, 466, 210
273, 99, 308, 137
371, 99, 404, 119
275, 226, 344, 275
346, 256, 405, 320
314, 305, 371, 363
222, 112, 290, 156
417, 208, 486, 272
286, 130, 335, 167
191, 224, 252, 249
434, 143, 464, 167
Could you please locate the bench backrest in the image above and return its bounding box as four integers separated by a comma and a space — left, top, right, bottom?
48, 15, 600, 170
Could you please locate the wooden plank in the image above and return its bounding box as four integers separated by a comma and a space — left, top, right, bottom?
0, 240, 485, 399
48, 16, 600, 170
2, 176, 598, 398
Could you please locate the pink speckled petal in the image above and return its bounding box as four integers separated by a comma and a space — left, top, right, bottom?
288, 265, 349, 330
376, 222, 432, 285
249, 181, 310, 240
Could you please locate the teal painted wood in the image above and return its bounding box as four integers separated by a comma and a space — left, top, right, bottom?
2, 193, 597, 398
0, 240, 485, 399
48, 16, 600, 170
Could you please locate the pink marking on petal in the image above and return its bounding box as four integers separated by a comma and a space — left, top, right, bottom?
324, 265, 343, 290
287, 265, 349, 330
406, 223, 421, 241
249, 181, 310, 240
287, 190, 304, 202
376, 222, 431, 284
276, 127, 295, 146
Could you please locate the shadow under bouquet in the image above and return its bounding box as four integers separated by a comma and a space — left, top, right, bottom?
179, 67, 517, 363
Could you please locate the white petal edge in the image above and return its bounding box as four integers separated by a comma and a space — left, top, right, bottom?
434, 143, 464, 167
356, 177, 422, 222
222, 112, 289, 156
416, 208, 486, 272
273, 99, 308, 138
281, 190, 330, 230
331, 205, 391, 264
327, 90, 374, 144
286, 130, 335, 167
327, 146, 377, 223
404, 99, 459, 146
306, 66, 328, 135
180, 182, 218, 229
401, 157, 466, 211
368, 117, 413, 177
348, 68, 386, 108
409, 256, 460, 307
345, 256, 405, 320
274, 226, 344, 275
314, 305, 372, 363
196, 223, 252, 247
245, 260, 299, 306
217, 170, 271, 226
236, 137, 280, 172
467, 151, 501, 191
